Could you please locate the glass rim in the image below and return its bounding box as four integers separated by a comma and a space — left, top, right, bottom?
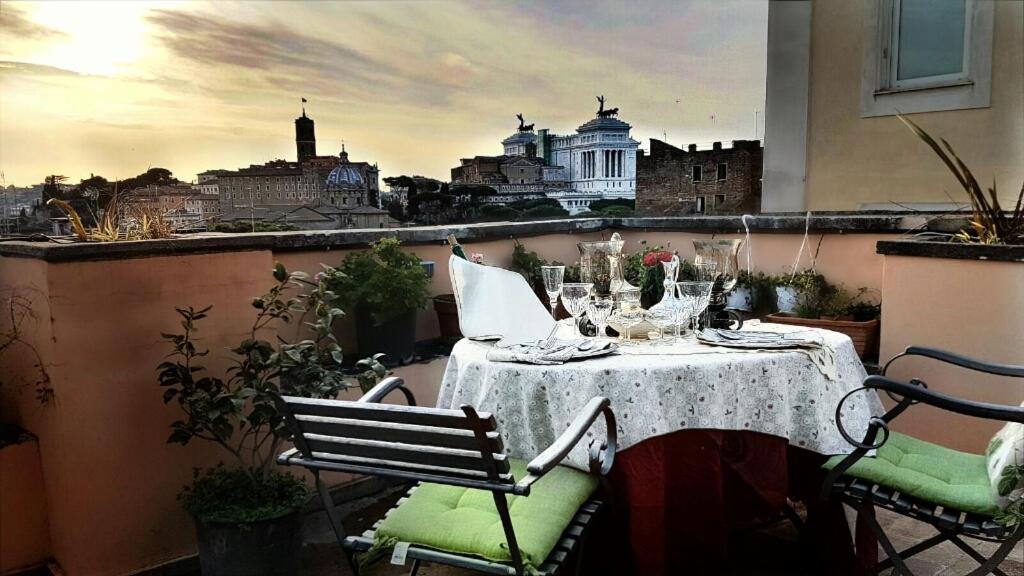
561, 282, 594, 287
540, 265, 565, 270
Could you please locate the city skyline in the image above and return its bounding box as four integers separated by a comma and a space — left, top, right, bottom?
0, 0, 768, 187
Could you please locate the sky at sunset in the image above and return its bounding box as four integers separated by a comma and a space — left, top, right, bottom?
0, 0, 768, 187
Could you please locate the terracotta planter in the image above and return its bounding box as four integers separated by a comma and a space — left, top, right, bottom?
433, 293, 463, 343
766, 312, 880, 360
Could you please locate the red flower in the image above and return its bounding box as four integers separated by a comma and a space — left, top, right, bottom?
643, 251, 674, 267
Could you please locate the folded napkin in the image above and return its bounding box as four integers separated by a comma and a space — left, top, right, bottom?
448, 254, 556, 347
486, 339, 618, 365
698, 328, 839, 380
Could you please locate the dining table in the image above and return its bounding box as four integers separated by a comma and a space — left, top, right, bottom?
437, 321, 885, 575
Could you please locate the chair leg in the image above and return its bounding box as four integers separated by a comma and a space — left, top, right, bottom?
408, 558, 422, 576
313, 471, 360, 576
854, 500, 915, 576
947, 526, 1024, 576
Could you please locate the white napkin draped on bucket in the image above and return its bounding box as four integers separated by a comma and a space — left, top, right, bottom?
448, 255, 556, 347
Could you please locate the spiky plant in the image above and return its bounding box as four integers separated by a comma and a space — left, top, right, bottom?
898, 114, 1024, 245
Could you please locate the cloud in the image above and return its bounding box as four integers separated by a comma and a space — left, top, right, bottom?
0, 60, 80, 76
0, 5, 66, 40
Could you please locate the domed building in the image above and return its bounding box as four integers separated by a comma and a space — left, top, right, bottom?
323, 146, 379, 208
215, 110, 386, 230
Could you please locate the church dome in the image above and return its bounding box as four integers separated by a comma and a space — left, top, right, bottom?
326, 164, 364, 189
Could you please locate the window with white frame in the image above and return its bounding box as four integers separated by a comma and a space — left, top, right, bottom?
695, 196, 706, 213
861, 0, 993, 117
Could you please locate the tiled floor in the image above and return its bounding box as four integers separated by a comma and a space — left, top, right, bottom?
298, 490, 1023, 576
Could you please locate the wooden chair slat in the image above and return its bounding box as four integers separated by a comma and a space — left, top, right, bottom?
281, 395, 497, 431
304, 435, 510, 474
304, 450, 515, 483
295, 414, 505, 453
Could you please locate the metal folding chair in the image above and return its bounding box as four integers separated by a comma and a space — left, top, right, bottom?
821, 346, 1024, 576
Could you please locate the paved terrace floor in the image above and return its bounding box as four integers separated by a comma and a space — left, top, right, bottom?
286, 488, 1023, 576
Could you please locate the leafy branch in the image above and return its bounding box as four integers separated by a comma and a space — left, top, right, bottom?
158, 263, 367, 478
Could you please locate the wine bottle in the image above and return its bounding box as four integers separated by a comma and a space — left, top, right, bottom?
447, 234, 468, 260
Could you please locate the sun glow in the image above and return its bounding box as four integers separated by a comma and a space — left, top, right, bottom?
14, 1, 182, 76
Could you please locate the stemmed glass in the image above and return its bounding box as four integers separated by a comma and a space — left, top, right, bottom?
560, 283, 593, 337
677, 281, 714, 340
587, 296, 614, 339
616, 287, 643, 342
540, 265, 565, 319
691, 262, 717, 329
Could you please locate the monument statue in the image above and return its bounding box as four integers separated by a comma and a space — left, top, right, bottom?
596, 96, 619, 118
516, 113, 534, 132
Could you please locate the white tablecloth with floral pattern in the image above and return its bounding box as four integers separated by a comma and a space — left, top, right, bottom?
437, 323, 883, 471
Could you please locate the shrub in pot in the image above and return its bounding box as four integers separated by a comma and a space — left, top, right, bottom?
767, 276, 881, 360
329, 238, 429, 365
159, 264, 380, 576
728, 270, 775, 313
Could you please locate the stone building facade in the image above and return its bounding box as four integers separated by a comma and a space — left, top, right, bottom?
636, 139, 763, 215
216, 111, 379, 229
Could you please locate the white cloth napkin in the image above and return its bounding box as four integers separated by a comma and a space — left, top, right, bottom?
486, 339, 618, 365
448, 254, 556, 347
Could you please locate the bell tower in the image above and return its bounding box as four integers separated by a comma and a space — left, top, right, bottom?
295, 104, 316, 162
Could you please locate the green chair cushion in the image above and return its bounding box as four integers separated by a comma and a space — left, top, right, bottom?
373, 459, 598, 575
824, 432, 998, 516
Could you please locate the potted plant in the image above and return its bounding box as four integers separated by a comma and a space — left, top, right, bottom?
329, 237, 429, 365
727, 270, 774, 313
158, 264, 381, 576
767, 278, 881, 360
773, 269, 826, 314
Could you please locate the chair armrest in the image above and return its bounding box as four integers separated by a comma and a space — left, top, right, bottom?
357, 377, 417, 406
516, 397, 617, 492
885, 346, 1024, 378
865, 375, 1024, 423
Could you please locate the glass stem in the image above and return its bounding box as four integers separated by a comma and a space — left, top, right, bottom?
549, 298, 558, 319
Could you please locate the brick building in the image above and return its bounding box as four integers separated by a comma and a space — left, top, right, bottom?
636, 139, 763, 215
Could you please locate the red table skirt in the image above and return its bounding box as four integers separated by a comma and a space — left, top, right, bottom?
606, 429, 875, 575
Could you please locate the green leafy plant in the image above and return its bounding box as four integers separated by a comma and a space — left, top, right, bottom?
328, 238, 430, 325
899, 113, 1024, 245
159, 263, 386, 524
355, 353, 390, 394
510, 239, 548, 291
180, 465, 309, 524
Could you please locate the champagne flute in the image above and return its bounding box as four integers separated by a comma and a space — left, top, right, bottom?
560, 283, 593, 337
587, 296, 614, 339
677, 281, 714, 340
540, 265, 565, 319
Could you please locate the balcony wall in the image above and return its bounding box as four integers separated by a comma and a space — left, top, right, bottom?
0, 215, 1019, 576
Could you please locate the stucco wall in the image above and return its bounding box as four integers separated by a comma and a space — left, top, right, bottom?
879, 255, 1024, 452
804, 0, 1024, 210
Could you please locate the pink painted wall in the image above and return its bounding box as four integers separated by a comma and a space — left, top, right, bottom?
879, 255, 1024, 452
0, 438, 51, 575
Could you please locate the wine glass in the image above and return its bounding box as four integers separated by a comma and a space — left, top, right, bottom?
560, 283, 593, 337
690, 262, 717, 328
587, 296, 614, 339
540, 265, 565, 319
677, 281, 714, 340
616, 287, 643, 342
